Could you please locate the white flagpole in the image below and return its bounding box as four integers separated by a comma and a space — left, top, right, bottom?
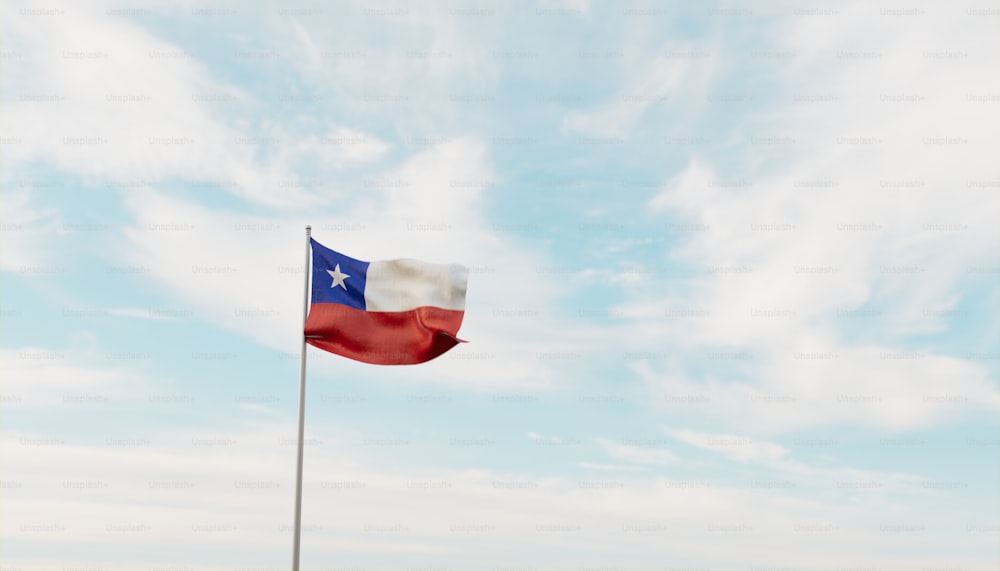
292, 225, 311, 571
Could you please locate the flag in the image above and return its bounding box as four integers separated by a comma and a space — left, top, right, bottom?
303, 238, 468, 365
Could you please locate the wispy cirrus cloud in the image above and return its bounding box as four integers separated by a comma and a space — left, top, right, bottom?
595, 437, 676, 466
615, 2, 999, 436
0, 190, 61, 272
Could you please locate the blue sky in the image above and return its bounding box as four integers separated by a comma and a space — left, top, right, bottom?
1, 1, 998, 569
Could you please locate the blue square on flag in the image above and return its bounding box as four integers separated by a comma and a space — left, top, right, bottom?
309, 239, 369, 310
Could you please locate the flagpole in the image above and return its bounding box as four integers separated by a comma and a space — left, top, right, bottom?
292, 225, 311, 571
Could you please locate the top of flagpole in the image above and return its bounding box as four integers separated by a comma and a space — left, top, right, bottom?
305, 225, 311, 234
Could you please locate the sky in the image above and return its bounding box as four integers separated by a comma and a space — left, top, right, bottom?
0, 1, 998, 570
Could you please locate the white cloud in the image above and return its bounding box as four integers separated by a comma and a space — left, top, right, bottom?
283, 0, 503, 106
265, 124, 392, 172
633, 347, 998, 434
0, 190, 60, 272
627, 2, 999, 435
1, 421, 989, 570
0, 1, 361, 209
106, 308, 178, 321
537, 0, 591, 18
0, 347, 149, 408
236, 403, 280, 415
595, 437, 676, 465
528, 432, 579, 446
659, 424, 927, 497
562, 49, 693, 139
577, 462, 643, 472
663, 426, 789, 463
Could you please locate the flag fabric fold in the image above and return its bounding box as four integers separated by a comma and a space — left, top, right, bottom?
303, 238, 468, 365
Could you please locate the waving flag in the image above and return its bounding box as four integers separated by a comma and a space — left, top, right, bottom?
303, 238, 468, 365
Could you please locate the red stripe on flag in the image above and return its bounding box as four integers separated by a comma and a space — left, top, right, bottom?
304, 304, 465, 365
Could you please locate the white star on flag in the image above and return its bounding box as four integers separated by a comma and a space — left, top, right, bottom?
327, 264, 350, 290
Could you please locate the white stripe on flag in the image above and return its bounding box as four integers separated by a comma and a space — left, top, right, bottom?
364, 259, 468, 312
